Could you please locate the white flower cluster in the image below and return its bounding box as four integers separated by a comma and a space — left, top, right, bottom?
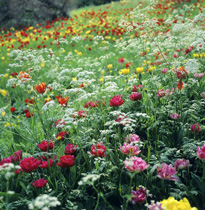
28, 194, 61, 210
78, 174, 101, 186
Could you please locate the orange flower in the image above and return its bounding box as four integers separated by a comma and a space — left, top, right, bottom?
57, 96, 69, 107
177, 81, 183, 90
36, 82, 46, 93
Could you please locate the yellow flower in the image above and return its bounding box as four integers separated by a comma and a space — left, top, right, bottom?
41, 62, 45, 68
161, 197, 198, 210
1, 57, 5, 60
100, 78, 104, 82
78, 52, 82, 56
107, 64, 113, 70
72, 77, 77, 81
136, 67, 144, 74
1, 112, 6, 116
62, 49, 65, 53
4, 74, 8, 78
0, 89, 7, 97
119, 68, 130, 75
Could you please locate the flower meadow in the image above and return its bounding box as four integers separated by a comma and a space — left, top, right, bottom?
0, 0, 205, 209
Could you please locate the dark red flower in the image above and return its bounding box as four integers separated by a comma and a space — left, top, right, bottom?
10, 107, 16, 112
20, 157, 41, 173
24, 109, 29, 113
54, 119, 66, 128
84, 101, 98, 108
9, 150, 22, 162
40, 159, 54, 169
24, 99, 35, 104
38, 140, 54, 151
110, 95, 124, 107
11, 72, 18, 77
14, 168, 22, 175
56, 131, 68, 140
0, 158, 12, 166
65, 143, 77, 155
25, 112, 33, 118
78, 110, 88, 118
90, 143, 106, 157
32, 178, 47, 188
56, 155, 75, 168
129, 92, 142, 101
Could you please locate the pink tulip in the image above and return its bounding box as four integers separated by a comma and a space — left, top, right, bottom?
174, 159, 190, 170
119, 143, 141, 155
197, 144, 205, 160
124, 157, 149, 172
157, 163, 178, 181
190, 123, 201, 133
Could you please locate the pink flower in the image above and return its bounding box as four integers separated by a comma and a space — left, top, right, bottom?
40, 159, 54, 169
148, 202, 163, 210
90, 143, 106, 157
14, 168, 22, 175
196, 144, 205, 160
174, 159, 190, 170
64, 143, 77, 155
170, 113, 181, 120
124, 157, 149, 172
157, 163, 178, 181
118, 57, 125, 63
132, 85, 144, 92
201, 92, 205, 99
157, 89, 166, 98
110, 95, 124, 107
126, 134, 141, 144
32, 178, 47, 188
190, 123, 201, 133
129, 92, 142, 101
161, 68, 168, 74
115, 115, 129, 125
78, 110, 88, 118
194, 73, 204, 79
131, 187, 149, 204
119, 143, 141, 155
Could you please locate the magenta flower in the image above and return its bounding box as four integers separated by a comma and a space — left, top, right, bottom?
161, 68, 168, 74
32, 178, 47, 188
194, 73, 204, 79
157, 163, 178, 181
64, 143, 77, 155
124, 157, 149, 172
110, 95, 124, 107
40, 159, 54, 169
174, 159, 190, 170
129, 92, 142, 101
126, 134, 141, 144
119, 143, 141, 156
131, 186, 149, 204
190, 123, 201, 133
170, 113, 181, 120
197, 144, 205, 160
201, 92, 205, 99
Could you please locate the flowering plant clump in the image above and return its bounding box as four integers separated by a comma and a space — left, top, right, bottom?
0, 0, 205, 209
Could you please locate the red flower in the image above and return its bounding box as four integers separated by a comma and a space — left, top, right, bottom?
56, 155, 75, 168
78, 110, 88, 118
14, 168, 22, 175
54, 119, 66, 128
10, 107, 16, 112
40, 159, 54, 169
24, 99, 35, 104
110, 95, 124, 107
38, 140, 54, 151
132, 85, 143, 92
24, 109, 29, 113
129, 92, 142, 101
11, 72, 18, 77
0, 158, 12, 166
125, 62, 132, 68
32, 178, 47, 188
65, 143, 77, 155
57, 96, 69, 107
84, 101, 98, 108
177, 81, 183, 90
56, 131, 68, 140
25, 112, 33, 118
90, 143, 106, 157
36, 82, 46, 93
9, 150, 22, 162
118, 57, 125, 63
20, 157, 41, 173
